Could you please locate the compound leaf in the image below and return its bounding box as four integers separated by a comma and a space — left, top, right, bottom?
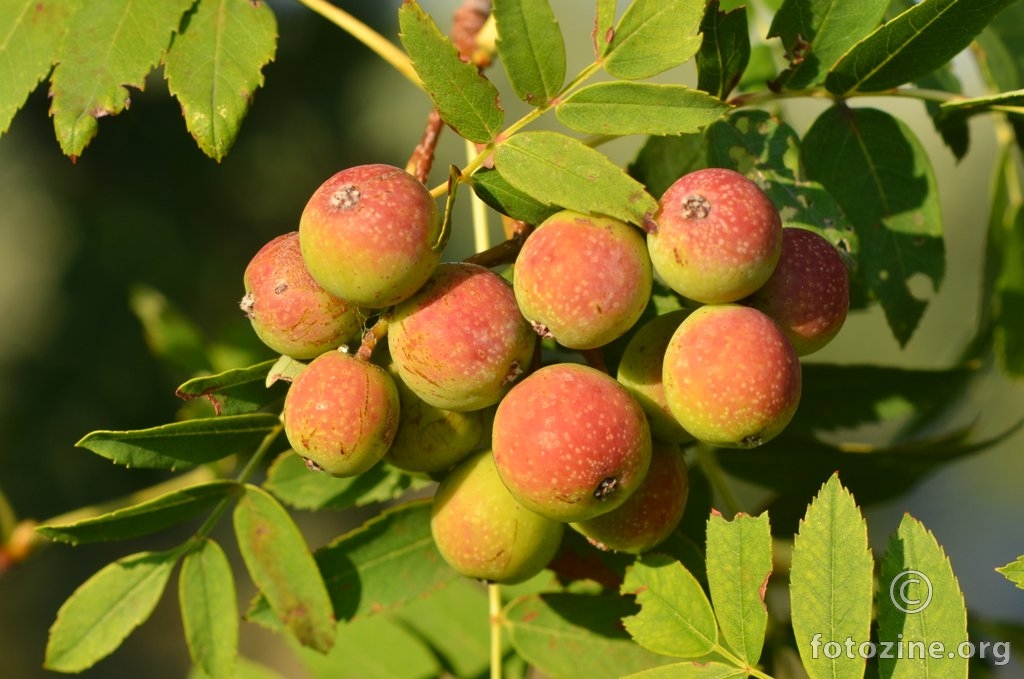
556, 82, 730, 136
706, 512, 772, 666
504, 592, 674, 678
603, 0, 704, 80
0, 0, 73, 137
493, 0, 565, 105
622, 553, 718, 658
165, 0, 278, 161
790, 474, 873, 679
877, 515, 968, 679
234, 485, 336, 653
76, 413, 281, 470
45, 548, 180, 672
826, 0, 1017, 95
263, 451, 428, 512
36, 480, 239, 545
768, 0, 889, 91
803, 106, 943, 346
49, 0, 194, 158
996, 556, 1024, 590
176, 359, 287, 416
398, 1, 503, 143
494, 130, 657, 225
180, 539, 239, 679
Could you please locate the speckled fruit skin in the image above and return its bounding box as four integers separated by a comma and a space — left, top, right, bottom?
616, 309, 694, 444
431, 451, 564, 584
385, 366, 489, 474
282, 350, 399, 476
388, 262, 536, 411
513, 210, 653, 350
648, 168, 782, 304
240, 232, 365, 359
747, 227, 849, 355
663, 304, 801, 448
298, 164, 441, 308
571, 442, 689, 554
492, 363, 653, 522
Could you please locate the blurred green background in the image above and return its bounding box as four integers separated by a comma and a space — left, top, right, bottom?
0, 1, 1022, 677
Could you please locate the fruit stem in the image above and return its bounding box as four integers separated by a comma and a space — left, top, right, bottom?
295, 0, 422, 89
694, 442, 742, 518
489, 582, 503, 679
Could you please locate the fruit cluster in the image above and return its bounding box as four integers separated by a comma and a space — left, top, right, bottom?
241, 163, 849, 584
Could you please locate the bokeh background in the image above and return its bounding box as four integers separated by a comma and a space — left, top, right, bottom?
0, 1, 1021, 677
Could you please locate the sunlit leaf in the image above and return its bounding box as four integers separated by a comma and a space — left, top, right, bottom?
165, 0, 278, 161
398, 1, 503, 143
622, 553, 718, 658
493, 0, 565, 105
624, 662, 747, 679
604, 0, 704, 80
180, 539, 239, 679
877, 515, 968, 679
790, 474, 873, 679
556, 82, 730, 136
0, 0, 73, 137
234, 485, 335, 653
49, 0, 194, 158
996, 556, 1024, 590
768, 0, 888, 90
706, 512, 771, 666
36, 480, 239, 545
176, 360, 286, 416
76, 413, 281, 470
826, 0, 1017, 95
803, 106, 943, 346
505, 591, 674, 677
45, 548, 180, 672
494, 130, 657, 225
696, 0, 750, 99
595, 0, 617, 56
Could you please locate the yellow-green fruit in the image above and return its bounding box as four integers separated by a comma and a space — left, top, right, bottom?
616, 310, 693, 444
282, 350, 400, 476
431, 451, 564, 584
572, 442, 689, 554
299, 164, 441, 308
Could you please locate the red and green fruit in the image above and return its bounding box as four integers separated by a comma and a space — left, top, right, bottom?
240, 231, 365, 359
571, 442, 689, 554
648, 167, 782, 304
282, 349, 400, 476
492, 363, 652, 522
663, 304, 801, 448
430, 451, 564, 584
513, 210, 653, 350
747, 227, 850, 355
299, 164, 441, 308
616, 309, 693, 444
388, 262, 535, 411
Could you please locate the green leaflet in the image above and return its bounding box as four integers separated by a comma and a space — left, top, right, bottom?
176, 359, 286, 416
0, 0, 73, 137
790, 474, 873, 679
768, 0, 889, 90
179, 539, 239, 679
603, 0, 704, 80
36, 480, 239, 545
45, 548, 180, 672
706, 512, 772, 666
826, 0, 1017, 95
49, 0, 195, 158
76, 412, 281, 470
624, 662, 747, 679
398, 1, 503, 143
802, 106, 943, 346
234, 485, 336, 653
556, 82, 730, 136
493, 0, 566, 105
165, 0, 278, 161
494, 130, 657, 226
696, 1, 751, 99
996, 556, 1024, 590
877, 515, 968, 679
470, 167, 561, 225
